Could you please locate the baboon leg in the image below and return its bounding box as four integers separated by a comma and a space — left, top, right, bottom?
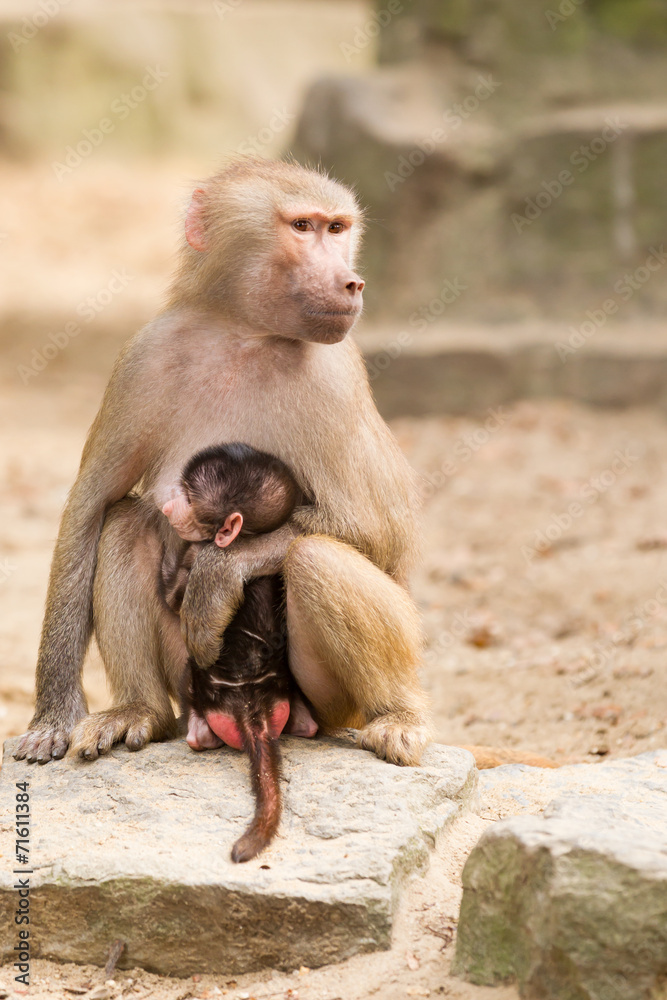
69, 498, 184, 759
284, 535, 431, 766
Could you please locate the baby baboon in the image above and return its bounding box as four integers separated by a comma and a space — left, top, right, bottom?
163, 442, 311, 862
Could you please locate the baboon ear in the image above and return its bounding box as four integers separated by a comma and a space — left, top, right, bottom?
214, 512, 243, 548
185, 187, 208, 252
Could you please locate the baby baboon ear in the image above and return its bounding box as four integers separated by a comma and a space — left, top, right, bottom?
214, 512, 243, 548
185, 187, 208, 252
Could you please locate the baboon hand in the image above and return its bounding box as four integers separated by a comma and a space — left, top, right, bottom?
13, 705, 86, 764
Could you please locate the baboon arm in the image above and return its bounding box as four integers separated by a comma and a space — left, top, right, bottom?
32, 362, 154, 722
181, 523, 297, 667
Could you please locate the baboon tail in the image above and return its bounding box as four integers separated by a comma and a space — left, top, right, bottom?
460, 745, 559, 769
231, 721, 282, 863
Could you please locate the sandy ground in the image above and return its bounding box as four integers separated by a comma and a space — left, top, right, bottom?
403, 400, 667, 764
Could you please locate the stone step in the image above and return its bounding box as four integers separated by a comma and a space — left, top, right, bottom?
356, 322, 667, 417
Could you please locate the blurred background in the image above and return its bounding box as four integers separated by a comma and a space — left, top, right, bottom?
1, 0, 667, 767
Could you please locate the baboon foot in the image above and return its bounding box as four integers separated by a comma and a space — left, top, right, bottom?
358, 712, 430, 767
14, 697, 87, 763
69, 704, 177, 760
13, 716, 80, 764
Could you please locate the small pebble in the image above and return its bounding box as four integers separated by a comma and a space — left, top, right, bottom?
86, 987, 111, 1000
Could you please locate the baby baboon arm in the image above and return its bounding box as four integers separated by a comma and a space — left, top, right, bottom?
290, 505, 330, 534
181, 523, 297, 667
292, 502, 414, 583
14, 357, 154, 762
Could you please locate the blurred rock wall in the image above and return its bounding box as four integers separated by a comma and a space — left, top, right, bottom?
2, 0, 667, 324
292, 0, 667, 320
0, 0, 370, 162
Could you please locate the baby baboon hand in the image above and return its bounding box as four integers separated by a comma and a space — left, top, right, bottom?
181, 525, 298, 666
180, 607, 227, 669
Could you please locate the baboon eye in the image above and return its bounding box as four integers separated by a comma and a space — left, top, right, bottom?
328, 221, 345, 234
292, 219, 313, 232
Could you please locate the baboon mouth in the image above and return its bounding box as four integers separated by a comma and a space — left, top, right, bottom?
310, 309, 359, 317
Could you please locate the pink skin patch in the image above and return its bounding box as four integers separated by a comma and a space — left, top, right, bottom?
284, 692, 319, 738
162, 493, 209, 542
205, 712, 244, 751
186, 709, 224, 751
206, 698, 291, 751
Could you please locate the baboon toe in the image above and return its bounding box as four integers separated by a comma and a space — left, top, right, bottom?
69, 707, 174, 760
49, 737, 69, 760
14, 725, 73, 764
125, 723, 152, 751
94, 728, 118, 755
70, 716, 117, 759
358, 714, 431, 767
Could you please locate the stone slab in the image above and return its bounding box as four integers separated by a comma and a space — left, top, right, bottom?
475, 747, 667, 820
454, 751, 667, 1000
0, 735, 475, 977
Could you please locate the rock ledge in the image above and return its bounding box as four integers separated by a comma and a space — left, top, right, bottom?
454, 751, 667, 1000
0, 735, 474, 976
